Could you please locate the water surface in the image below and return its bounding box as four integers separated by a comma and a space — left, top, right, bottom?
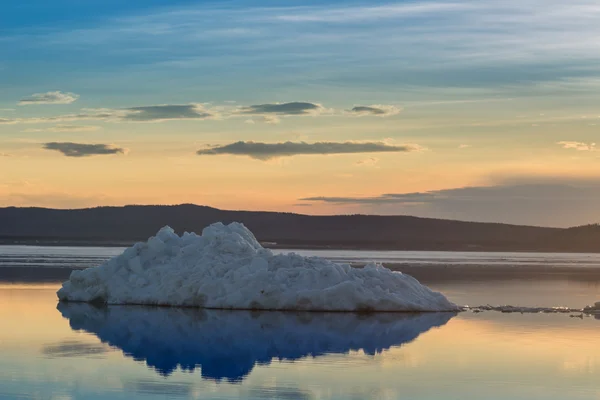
4, 245, 600, 268
0, 285, 598, 400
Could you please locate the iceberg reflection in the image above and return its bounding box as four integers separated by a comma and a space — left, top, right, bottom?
58, 303, 455, 382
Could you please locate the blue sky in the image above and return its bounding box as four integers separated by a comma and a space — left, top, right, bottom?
5, 0, 600, 105
2, 0, 600, 226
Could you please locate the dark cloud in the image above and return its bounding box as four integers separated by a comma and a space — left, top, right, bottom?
197, 141, 420, 160
348, 105, 402, 117
301, 180, 600, 227
19, 91, 79, 105
123, 105, 212, 122
351, 106, 386, 115
239, 102, 322, 115
43, 142, 126, 157
302, 192, 438, 204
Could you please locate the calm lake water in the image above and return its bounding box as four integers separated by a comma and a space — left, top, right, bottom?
0, 246, 599, 399
0, 285, 599, 400
4, 245, 600, 269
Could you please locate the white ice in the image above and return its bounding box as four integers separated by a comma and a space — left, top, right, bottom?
57, 222, 459, 312
467, 303, 600, 315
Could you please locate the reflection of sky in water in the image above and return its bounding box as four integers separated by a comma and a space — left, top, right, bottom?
429, 279, 600, 309
0, 285, 599, 400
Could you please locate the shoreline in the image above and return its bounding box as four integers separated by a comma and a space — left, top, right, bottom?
4, 241, 600, 255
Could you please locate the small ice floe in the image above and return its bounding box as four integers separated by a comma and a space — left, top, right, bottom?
467, 302, 600, 316
57, 222, 459, 312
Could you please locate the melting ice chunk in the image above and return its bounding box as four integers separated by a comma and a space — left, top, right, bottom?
57, 222, 459, 312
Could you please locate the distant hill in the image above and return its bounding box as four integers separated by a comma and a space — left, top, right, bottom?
0, 204, 598, 252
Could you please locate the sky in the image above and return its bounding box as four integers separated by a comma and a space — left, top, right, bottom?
2, 0, 600, 227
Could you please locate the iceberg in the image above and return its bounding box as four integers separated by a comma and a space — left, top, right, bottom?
57, 222, 459, 312
57, 303, 455, 381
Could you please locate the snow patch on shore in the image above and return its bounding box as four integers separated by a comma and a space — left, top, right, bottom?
57, 222, 458, 312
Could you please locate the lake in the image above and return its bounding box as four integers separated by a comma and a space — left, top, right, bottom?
0, 246, 599, 399
4, 245, 600, 269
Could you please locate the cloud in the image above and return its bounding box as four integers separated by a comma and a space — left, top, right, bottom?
458, 144, 472, 149
274, 3, 469, 23
557, 141, 596, 151
300, 178, 600, 227
0, 153, 11, 157
122, 104, 212, 122
197, 141, 421, 160
243, 116, 281, 124
0, 108, 15, 112
348, 105, 402, 117
19, 91, 79, 105
356, 157, 379, 166
0, 104, 213, 124
23, 125, 101, 133
43, 142, 126, 157
263, 115, 281, 124
301, 192, 438, 205
238, 102, 325, 116
0, 108, 126, 125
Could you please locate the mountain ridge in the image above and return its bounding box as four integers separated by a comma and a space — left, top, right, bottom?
1, 204, 598, 252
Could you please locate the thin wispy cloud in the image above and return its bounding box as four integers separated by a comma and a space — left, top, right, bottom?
9, 0, 600, 85
19, 91, 79, 105
43, 142, 126, 157
557, 141, 596, 151
273, 2, 470, 23
301, 192, 437, 205
356, 157, 379, 166
197, 141, 421, 160
23, 125, 101, 133
263, 115, 281, 124
0, 104, 215, 124
0, 109, 126, 124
